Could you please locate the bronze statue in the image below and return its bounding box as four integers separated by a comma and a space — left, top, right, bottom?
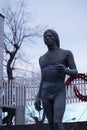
35, 29, 78, 130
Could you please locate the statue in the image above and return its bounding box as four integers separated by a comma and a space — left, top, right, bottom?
35, 29, 78, 130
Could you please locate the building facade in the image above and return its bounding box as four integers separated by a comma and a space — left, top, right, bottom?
0, 14, 4, 85
0, 13, 4, 125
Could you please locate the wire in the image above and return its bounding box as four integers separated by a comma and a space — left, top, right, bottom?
78, 104, 87, 121
71, 104, 87, 130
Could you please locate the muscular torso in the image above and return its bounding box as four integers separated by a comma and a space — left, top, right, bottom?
40, 48, 69, 94
40, 48, 68, 68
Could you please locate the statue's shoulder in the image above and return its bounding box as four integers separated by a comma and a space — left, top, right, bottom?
60, 48, 73, 56
39, 52, 47, 66
65, 49, 73, 57
39, 56, 44, 64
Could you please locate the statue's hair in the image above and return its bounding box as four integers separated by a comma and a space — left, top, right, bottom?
44, 29, 60, 47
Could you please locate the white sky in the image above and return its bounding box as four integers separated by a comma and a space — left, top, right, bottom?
0, 0, 87, 73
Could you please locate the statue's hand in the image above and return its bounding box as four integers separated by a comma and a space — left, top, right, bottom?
34, 97, 42, 111
54, 64, 66, 72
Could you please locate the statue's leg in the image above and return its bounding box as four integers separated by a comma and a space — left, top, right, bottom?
0, 107, 2, 125
53, 89, 66, 130
41, 94, 55, 130
54, 122, 64, 130
49, 122, 55, 130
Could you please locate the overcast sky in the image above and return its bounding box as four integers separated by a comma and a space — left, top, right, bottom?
0, 0, 87, 73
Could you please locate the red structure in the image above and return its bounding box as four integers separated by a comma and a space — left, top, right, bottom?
66, 73, 87, 101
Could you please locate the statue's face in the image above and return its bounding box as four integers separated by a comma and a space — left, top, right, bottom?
44, 31, 56, 46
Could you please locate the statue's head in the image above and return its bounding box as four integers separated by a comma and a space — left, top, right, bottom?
44, 29, 60, 47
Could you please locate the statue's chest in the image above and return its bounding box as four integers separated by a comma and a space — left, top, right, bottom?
41, 52, 66, 67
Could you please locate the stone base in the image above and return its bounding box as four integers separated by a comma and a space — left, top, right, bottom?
0, 122, 87, 130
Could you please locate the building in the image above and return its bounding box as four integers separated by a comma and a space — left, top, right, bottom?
0, 14, 4, 86
0, 13, 4, 125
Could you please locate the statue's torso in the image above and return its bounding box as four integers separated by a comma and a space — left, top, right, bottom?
40, 48, 67, 94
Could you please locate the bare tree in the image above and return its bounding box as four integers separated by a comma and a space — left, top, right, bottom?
2, 0, 45, 80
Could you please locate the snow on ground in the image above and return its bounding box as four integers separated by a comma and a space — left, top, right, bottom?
25, 102, 87, 124
63, 102, 87, 123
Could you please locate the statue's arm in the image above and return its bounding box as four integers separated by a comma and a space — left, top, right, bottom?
64, 50, 78, 77
34, 58, 43, 111
34, 77, 43, 111
37, 78, 43, 99
36, 57, 43, 99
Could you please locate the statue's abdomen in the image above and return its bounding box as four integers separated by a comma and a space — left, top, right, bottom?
42, 65, 65, 94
